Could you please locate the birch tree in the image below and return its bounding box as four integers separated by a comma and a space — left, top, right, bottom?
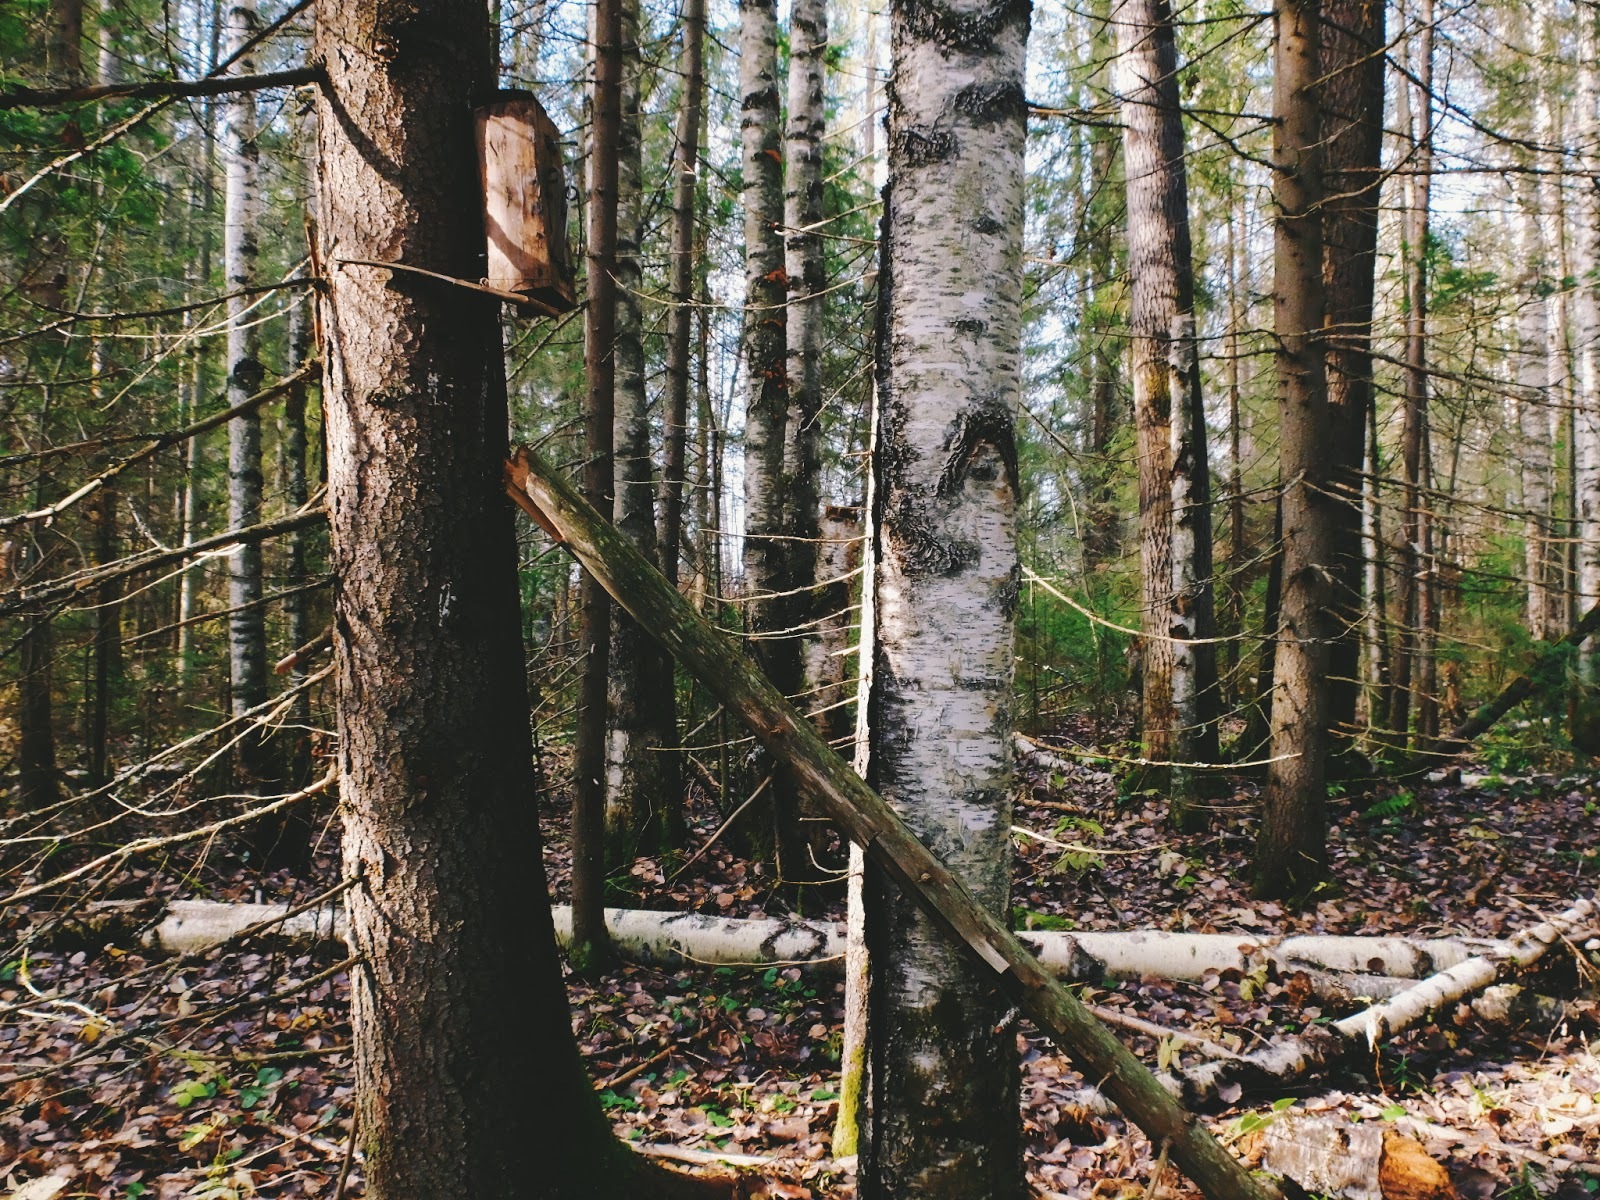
222, 0, 271, 785
738, 0, 801, 864
861, 0, 1029, 1188
1576, 6, 1600, 682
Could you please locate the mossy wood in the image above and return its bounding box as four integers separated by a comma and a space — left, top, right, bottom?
475, 91, 574, 316
505, 448, 1282, 1200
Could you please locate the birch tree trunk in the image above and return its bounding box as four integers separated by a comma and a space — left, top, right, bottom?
860, 0, 1028, 1189
784, 0, 829, 717
738, 0, 800, 866
313, 3, 704, 1194
606, 0, 679, 864
1254, 0, 1334, 900
222, 0, 272, 787
1576, 8, 1600, 682
1115, 0, 1219, 824
1319, 0, 1386, 750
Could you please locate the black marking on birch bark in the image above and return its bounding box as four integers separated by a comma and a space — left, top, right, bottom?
890, 124, 956, 167
741, 83, 780, 113
231, 356, 266, 395
952, 81, 1026, 124
937, 394, 1020, 500
969, 213, 1004, 235
899, 0, 1031, 54
998, 561, 1021, 619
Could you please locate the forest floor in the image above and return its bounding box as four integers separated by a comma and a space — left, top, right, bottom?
3, 721, 1599, 1198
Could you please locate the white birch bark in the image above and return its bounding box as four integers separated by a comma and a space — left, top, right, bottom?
1575, 13, 1600, 679
222, 0, 269, 737
862, 0, 1028, 1189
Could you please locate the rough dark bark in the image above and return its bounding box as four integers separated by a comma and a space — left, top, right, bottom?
1319, 0, 1386, 747
657, 0, 705, 590
573, 0, 623, 972
1255, 0, 1335, 901
313, 2, 709, 1196
605, 0, 679, 865
1116, 0, 1220, 824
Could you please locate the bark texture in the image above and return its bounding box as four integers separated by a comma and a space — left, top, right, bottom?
1115, 0, 1219, 816
313, 1, 680, 1194
1577, 10, 1600, 680
738, 0, 799, 864
573, 0, 623, 971
862, 0, 1029, 1191
223, 0, 273, 790
1255, 0, 1334, 900
1319, 0, 1385, 746
658, 0, 705, 588
606, 0, 679, 865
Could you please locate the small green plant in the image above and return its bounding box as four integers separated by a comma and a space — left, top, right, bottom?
238, 1066, 283, 1111
1363, 790, 1416, 822
599, 1089, 639, 1113
171, 1075, 220, 1109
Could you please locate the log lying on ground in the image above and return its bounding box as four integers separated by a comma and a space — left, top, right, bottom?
1164, 894, 1596, 1107
503, 448, 1286, 1200
127, 898, 1511, 986
1257, 1113, 1458, 1200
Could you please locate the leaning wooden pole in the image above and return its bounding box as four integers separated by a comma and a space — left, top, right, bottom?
505, 448, 1282, 1200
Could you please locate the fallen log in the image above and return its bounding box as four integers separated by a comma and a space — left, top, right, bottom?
1256, 1113, 1458, 1200
1156, 895, 1595, 1109
502, 448, 1284, 1200
129, 898, 1512, 985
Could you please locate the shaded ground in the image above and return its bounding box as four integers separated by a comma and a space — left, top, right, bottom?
2, 732, 1598, 1197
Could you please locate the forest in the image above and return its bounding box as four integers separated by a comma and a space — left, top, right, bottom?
1, 0, 1599, 1193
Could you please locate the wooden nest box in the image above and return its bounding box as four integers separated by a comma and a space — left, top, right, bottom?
476, 90, 575, 316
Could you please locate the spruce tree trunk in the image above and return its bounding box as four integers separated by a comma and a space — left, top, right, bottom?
738, 0, 800, 866
1115, 0, 1219, 822
313, 3, 698, 1195
1516, 184, 1558, 644
222, 0, 272, 785
658, 0, 705, 590
573, 0, 623, 972
860, 0, 1029, 1190
1319, 0, 1385, 749
606, 0, 678, 864
1254, 0, 1334, 901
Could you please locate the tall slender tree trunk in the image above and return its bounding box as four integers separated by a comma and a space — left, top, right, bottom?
860, 0, 1028, 1190
572, 0, 623, 971
606, 0, 678, 864
1389, 10, 1434, 748
1082, 111, 1122, 572
1319, 0, 1386, 751
1576, 7, 1600, 682
1254, 0, 1334, 900
738, 0, 800, 868
1222, 187, 1246, 695
1115, 0, 1219, 825
659, 0, 705, 590
786, 0, 829, 693
223, 0, 272, 786
314, 3, 710, 1191
1516, 182, 1559, 643
86, 341, 122, 787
